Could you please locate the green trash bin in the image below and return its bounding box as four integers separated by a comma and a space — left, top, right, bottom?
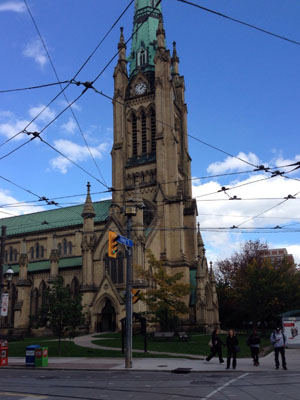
34, 347, 48, 367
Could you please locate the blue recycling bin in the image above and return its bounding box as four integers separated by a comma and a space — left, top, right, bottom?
25, 345, 40, 367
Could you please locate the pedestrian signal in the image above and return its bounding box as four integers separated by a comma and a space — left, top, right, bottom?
132, 288, 141, 304
108, 231, 119, 258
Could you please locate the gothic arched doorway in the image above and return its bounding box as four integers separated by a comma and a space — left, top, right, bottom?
98, 299, 116, 332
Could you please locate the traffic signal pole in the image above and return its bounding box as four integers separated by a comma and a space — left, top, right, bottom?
0, 226, 7, 315
125, 213, 133, 368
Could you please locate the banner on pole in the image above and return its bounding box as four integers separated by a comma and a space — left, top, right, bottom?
0, 293, 9, 317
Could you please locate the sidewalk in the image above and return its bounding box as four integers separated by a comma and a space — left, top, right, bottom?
7, 349, 300, 372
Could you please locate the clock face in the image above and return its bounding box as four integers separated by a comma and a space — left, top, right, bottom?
135, 82, 147, 95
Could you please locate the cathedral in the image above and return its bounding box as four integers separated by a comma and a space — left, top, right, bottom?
0, 0, 219, 336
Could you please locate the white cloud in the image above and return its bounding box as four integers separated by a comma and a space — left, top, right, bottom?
193, 173, 300, 263
29, 105, 55, 123
50, 139, 109, 174
273, 155, 300, 174
0, 2, 25, 12
61, 118, 77, 134
0, 118, 38, 141
23, 40, 47, 67
0, 106, 55, 140
0, 189, 44, 217
207, 152, 261, 174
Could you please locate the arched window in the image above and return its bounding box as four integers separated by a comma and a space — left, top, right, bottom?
9, 247, 13, 262
31, 288, 39, 320
63, 239, 67, 255
14, 249, 17, 262
40, 246, 44, 258
150, 108, 156, 153
5, 251, 7, 262
70, 277, 80, 299
132, 113, 137, 158
58, 243, 62, 256
69, 242, 72, 255
141, 111, 147, 155
39, 281, 47, 308
35, 243, 39, 259
137, 48, 147, 67
30, 247, 34, 259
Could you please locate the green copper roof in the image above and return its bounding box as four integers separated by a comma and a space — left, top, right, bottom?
129, 0, 163, 76
0, 200, 111, 237
6, 256, 82, 274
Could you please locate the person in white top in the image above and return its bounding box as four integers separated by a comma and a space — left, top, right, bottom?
270, 327, 287, 370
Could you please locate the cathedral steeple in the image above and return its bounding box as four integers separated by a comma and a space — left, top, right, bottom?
129, 0, 163, 76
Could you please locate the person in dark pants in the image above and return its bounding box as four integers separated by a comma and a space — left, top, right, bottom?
270, 327, 287, 370
206, 329, 225, 363
247, 329, 261, 366
226, 329, 239, 369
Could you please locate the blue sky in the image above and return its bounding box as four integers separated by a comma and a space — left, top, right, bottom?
0, 0, 300, 264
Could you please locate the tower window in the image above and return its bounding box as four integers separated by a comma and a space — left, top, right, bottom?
132, 114, 137, 158
141, 112, 147, 154
150, 109, 156, 153
137, 48, 147, 67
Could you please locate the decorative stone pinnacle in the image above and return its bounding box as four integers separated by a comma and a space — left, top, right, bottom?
81, 182, 96, 218
197, 222, 200, 234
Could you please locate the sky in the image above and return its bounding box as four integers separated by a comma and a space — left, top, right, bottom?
0, 0, 300, 265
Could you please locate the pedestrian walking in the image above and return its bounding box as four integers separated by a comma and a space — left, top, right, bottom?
206, 329, 225, 364
270, 327, 287, 370
247, 329, 260, 366
226, 329, 239, 369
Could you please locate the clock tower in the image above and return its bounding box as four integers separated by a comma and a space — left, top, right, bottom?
111, 0, 219, 328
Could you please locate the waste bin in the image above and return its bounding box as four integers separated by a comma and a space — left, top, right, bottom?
0, 340, 8, 367
35, 347, 48, 367
25, 345, 40, 367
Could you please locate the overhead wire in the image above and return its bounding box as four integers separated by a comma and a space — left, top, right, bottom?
0, 80, 72, 94
236, 189, 300, 228
23, 0, 108, 187
8, 0, 162, 188
0, 0, 134, 150
177, 0, 300, 46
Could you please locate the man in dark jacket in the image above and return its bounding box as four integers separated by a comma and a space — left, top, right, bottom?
247, 329, 261, 366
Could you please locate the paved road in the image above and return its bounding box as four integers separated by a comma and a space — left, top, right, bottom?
0, 369, 299, 400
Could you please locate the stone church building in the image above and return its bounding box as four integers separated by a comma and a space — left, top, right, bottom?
0, 0, 219, 335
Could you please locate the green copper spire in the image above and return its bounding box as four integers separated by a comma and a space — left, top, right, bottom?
129, 0, 163, 76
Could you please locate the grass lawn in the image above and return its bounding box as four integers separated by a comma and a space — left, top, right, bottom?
7, 333, 271, 358
7, 337, 177, 358
92, 333, 271, 358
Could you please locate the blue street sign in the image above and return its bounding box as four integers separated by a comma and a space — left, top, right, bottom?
117, 235, 133, 248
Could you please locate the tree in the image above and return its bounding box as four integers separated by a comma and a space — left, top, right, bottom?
216, 240, 300, 328
135, 250, 190, 331
37, 276, 84, 355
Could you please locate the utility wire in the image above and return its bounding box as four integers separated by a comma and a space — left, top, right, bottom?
0, 80, 71, 94
23, 0, 108, 186
177, 0, 300, 46
236, 189, 300, 228
39, 137, 109, 188
0, 0, 133, 150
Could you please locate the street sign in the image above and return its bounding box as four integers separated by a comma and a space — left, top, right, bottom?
117, 235, 133, 248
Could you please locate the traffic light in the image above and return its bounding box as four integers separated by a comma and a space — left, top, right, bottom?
108, 231, 119, 258
131, 288, 141, 304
